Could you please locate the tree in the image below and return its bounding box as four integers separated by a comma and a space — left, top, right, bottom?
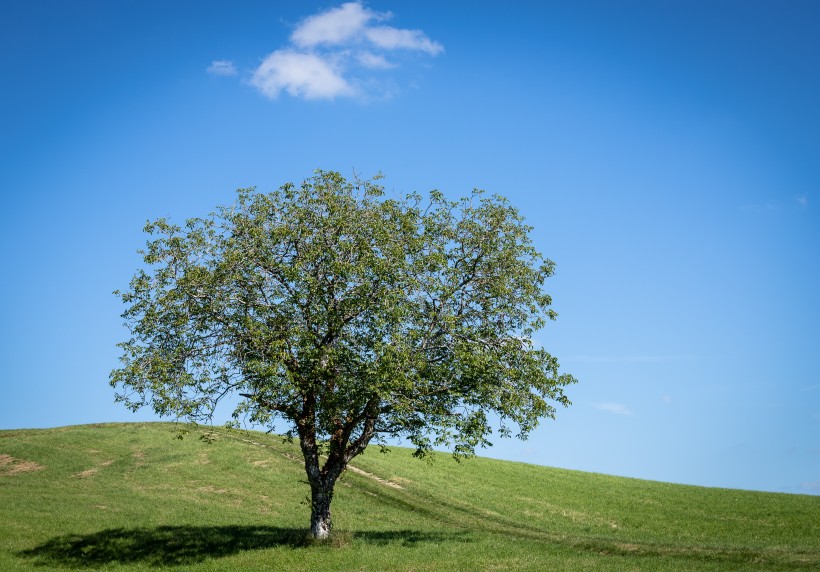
111, 170, 576, 539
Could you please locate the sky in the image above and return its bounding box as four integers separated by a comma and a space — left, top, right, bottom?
1, 0, 818, 496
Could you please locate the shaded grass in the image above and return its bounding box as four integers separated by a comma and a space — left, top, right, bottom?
18, 526, 467, 567
1, 422, 818, 570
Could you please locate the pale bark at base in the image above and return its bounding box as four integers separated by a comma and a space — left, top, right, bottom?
310, 486, 333, 539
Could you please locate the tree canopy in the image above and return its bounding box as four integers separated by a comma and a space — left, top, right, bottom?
111, 170, 575, 538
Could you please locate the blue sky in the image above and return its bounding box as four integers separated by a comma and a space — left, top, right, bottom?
1, 1, 818, 495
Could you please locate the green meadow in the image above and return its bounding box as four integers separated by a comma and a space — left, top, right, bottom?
1, 423, 817, 570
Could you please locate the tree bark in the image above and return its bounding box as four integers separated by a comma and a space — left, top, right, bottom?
309, 480, 334, 539
297, 394, 379, 539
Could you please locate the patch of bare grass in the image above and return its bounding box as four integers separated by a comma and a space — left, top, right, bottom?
72, 460, 114, 479
0, 454, 44, 476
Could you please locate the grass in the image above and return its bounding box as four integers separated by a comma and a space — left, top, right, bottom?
1, 422, 817, 570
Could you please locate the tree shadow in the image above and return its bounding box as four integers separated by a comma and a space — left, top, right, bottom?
18, 525, 468, 568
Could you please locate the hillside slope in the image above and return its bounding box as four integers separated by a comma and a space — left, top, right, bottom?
1, 423, 818, 570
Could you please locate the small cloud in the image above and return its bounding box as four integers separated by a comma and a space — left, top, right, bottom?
207, 60, 238, 77
568, 355, 695, 364
290, 1, 379, 48
246, 1, 441, 101
741, 194, 810, 212
593, 403, 634, 416
357, 51, 395, 69
661, 395, 672, 404
365, 26, 444, 55
250, 50, 355, 100
740, 202, 776, 213
798, 481, 820, 494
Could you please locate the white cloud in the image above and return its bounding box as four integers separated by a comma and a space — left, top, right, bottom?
356, 51, 395, 69
798, 481, 820, 493
741, 194, 811, 212
740, 202, 776, 212
207, 60, 238, 77
568, 355, 696, 364
291, 2, 378, 48
250, 50, 355, 100
247, 1, 442, 101
593, 403, 634, 416
661, 394, 672, 404
365, 26, 443, 55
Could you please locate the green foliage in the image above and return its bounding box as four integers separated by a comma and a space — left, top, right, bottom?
110, 170, 576, 537
111, 170, 575, 460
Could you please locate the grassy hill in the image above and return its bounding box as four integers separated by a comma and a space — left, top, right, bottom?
1, 423, 817, 570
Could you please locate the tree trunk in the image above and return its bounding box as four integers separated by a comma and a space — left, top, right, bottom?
309, 481, 334, 539
296, 393, 378, 539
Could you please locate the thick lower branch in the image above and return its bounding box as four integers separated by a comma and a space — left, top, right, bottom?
343, 414, 377, 463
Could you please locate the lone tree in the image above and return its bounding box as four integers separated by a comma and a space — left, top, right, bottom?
111, 170, 575, 539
